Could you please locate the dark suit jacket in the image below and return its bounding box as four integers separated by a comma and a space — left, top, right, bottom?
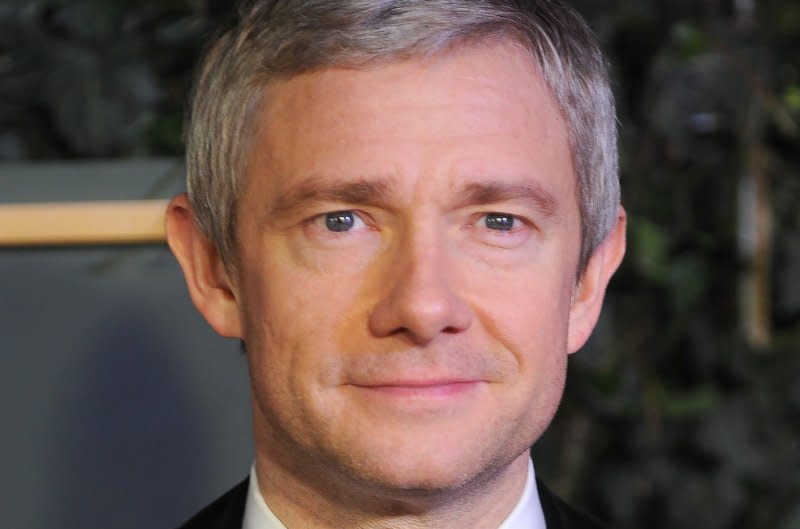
177, 477, 605, 529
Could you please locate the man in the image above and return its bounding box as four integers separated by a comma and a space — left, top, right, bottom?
166, 1, 626, 527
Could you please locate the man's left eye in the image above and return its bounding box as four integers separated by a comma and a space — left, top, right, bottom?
483, 213, 517, 231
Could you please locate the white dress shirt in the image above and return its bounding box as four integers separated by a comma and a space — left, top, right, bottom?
243, 459, 546, 529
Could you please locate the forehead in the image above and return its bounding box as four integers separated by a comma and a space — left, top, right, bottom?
246, 38, 573, 204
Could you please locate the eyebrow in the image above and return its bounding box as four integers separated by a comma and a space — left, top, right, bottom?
458, 181, 560, 218
265, 176, 559, 220
268, 177, 393, 217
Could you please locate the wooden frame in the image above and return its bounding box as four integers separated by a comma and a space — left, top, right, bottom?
0, 200, 168, 246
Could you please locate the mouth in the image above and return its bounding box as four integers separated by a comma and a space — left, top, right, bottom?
349, 379, 483, 399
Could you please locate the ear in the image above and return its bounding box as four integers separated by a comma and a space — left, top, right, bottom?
567, 206, 626, 354
165, 193, 243, 339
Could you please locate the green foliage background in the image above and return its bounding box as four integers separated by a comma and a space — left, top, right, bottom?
2, 1, 798, 527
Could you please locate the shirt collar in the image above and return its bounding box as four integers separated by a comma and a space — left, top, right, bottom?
243, 458, 546, 529
498, 458, 547, 529
242, 465, 288, 529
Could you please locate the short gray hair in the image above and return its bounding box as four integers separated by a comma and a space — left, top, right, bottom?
185, 0, 619, 271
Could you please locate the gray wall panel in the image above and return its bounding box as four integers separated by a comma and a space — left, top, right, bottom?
1, 161, 253, 528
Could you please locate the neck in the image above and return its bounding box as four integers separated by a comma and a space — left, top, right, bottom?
254, 448, 530, 529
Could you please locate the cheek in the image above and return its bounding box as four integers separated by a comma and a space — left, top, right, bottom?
478, 292, 569, 446
238, 255, 364, 388
493, 301, 570, 386
468, 257, 574, 400
497, 290, 571, 423
239, 270, 336, 440
472, 260, 575, 343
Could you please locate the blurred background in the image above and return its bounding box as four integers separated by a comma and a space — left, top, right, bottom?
1, 0, 798, 527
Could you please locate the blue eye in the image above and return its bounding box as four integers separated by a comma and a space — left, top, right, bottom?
324, 211, 357, 232
484, 213, 516, 231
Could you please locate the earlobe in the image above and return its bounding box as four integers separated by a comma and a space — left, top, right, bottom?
165, 193, 243, 339
567, 207, 627, 354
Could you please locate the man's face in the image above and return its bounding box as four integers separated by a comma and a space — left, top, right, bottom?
232, 39, 594, 493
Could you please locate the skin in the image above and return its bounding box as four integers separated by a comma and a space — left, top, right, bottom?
167, 38, 626, 529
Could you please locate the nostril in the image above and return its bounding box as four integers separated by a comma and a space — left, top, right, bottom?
367, 243, 473, 342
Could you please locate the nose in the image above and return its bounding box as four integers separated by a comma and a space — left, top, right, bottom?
368, 231, 472, 344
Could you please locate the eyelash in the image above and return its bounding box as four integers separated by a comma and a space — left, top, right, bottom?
468, 212, 533, 250
478, 212, 520, 232
309, 210, 370, 234
304, 209, 531, 249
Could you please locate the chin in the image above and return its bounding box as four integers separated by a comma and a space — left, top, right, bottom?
345, 461, 480, 498
321, 426, 517, 497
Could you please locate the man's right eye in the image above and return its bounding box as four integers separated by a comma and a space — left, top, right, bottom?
322, 211, 364, 232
